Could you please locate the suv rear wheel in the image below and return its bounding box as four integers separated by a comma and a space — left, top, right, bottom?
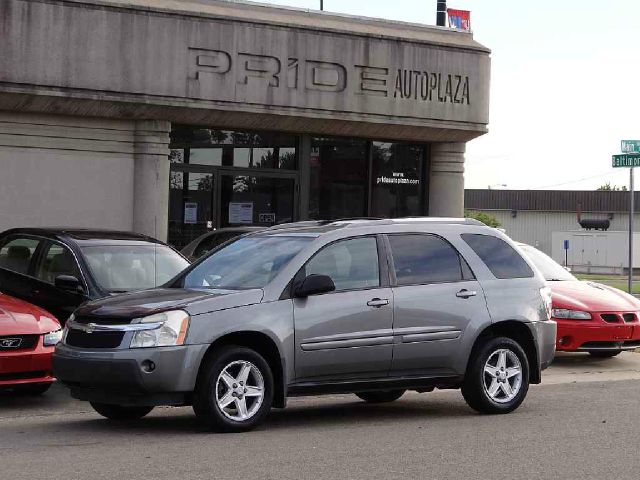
462, 337, 530, 414
356, 390, 405, 403
193, 346, 274, 433
90, 403, 154, 421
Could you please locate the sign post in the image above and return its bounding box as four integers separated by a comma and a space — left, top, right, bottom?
614, 143, 640, 293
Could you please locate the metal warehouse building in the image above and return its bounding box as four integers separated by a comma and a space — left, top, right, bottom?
465, 189, 640, 273
0, 0, 490, 247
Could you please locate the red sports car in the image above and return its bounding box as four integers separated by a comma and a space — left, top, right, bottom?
519, 244, 640, 358
0, 292, 61, 393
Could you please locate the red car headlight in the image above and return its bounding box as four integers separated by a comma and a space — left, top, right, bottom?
552, 309, 592, 320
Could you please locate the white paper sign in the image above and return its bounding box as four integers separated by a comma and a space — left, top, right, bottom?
184, 202, 198, 224
229, 202, 253, 224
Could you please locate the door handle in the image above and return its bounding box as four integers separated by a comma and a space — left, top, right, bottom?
367, 298, 389, 308
456, 289, 477, 299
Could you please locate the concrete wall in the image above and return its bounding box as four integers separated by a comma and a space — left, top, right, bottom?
0, 112, 136, 232
0, 0, 490, 142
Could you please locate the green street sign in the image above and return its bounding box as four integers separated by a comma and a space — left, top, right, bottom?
613, 154, 640, 168
622, 140, 640, 153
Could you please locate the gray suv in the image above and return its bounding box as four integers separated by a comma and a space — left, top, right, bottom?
53, 218, 556, 432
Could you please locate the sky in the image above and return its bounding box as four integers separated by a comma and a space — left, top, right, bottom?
247, 0, 640, 190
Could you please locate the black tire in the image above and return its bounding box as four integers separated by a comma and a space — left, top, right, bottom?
90, 402, 154, 421
193, 346, 274, 433
588, 350, 621, 358
15, 383, 52, 396
462, 336, 530, 414
356, 390, 406, 403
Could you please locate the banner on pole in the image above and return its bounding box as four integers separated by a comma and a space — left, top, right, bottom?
447, 9, 471, 31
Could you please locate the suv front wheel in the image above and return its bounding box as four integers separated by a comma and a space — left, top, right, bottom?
193, 346, 274, 433
462, 337, 530, 414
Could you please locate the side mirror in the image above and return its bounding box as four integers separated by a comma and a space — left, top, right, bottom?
55, 275, 84, 294
294, 274, 335, 298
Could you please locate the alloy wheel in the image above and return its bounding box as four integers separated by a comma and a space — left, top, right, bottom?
215, 360, 265, 421
483, 348, 522, 404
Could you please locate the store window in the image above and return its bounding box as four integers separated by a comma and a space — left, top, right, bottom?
309, 137, 368, 220
371, 142, 425, 218
170, 127, 298, 170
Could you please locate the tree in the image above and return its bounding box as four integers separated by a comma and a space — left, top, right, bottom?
465, 210, 501, 228
597, 182, 627, 191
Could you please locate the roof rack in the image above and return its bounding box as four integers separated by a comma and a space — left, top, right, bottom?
268, 217, 483, 230
267, 217, 384, 230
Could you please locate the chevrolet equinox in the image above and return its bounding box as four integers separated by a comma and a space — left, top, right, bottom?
53, 218, 556, 432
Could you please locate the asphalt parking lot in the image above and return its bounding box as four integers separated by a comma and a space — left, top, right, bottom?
2, 352, 640, 480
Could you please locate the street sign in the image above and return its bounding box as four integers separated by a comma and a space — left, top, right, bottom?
622, 140, 640, 153
612, 154, 640, 168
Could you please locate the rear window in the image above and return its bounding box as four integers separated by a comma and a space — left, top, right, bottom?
461, 234, 534, 279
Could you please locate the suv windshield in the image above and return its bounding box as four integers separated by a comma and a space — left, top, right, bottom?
519, 245, 576, 282
81, 244, 189, 292
183, 235, 313, 290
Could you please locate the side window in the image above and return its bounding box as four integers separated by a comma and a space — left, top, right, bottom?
388, 234, 467, 285
305, 237, 380, 292
36, 243, 81, 284
0, 237, 40, 275
461, 234, 534, 279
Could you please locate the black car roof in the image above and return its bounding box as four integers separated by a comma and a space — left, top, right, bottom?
1, 227, 164, 245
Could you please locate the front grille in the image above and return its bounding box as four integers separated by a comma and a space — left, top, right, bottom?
0, 335, 39, 351
65, 329, 124, 349
623, 313, 637, 323
601, 314, 620, 323
0, 370, 47, 381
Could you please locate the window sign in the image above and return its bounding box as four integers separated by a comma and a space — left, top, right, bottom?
258, 213, 276, 223
184, 202, 198, 224
229, 202, 254, 224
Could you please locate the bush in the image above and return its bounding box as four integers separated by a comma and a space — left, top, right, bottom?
464, 210, 501, 228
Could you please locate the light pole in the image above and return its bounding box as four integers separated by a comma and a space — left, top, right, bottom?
437, 0, 447, 26
320, 0, 323, 11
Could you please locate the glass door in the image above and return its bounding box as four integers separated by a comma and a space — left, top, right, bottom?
168, 165, 216, 249
218, 172, 297, 228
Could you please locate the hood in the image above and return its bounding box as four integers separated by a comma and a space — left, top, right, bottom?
550, 280, 640, 312
0, 293, 61, 335
75, 287, 264, 320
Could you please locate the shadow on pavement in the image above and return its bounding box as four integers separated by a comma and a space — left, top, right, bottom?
36, 394, 476, 436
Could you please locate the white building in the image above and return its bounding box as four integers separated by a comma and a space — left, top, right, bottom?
465, 189, 640, 273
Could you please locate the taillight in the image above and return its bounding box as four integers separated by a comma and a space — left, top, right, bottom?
540, 286, 552, 320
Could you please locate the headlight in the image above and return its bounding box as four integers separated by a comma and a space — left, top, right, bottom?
130, 310, 190, 349
43, 329, 63, 346
552, 309, 592, 320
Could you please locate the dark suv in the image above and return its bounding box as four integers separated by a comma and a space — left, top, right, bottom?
0, 228, 189, 322
54, 219, 556, 432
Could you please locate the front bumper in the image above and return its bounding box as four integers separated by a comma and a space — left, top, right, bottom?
53, 343, 209, 406
0, 338, 55, 388
556, 320, 640, 352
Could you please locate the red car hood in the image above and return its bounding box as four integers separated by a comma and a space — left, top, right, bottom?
550, 280, 640, 312
0, 293, 60, 336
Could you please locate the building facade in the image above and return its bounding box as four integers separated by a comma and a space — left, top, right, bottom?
0, 0, 490, 247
